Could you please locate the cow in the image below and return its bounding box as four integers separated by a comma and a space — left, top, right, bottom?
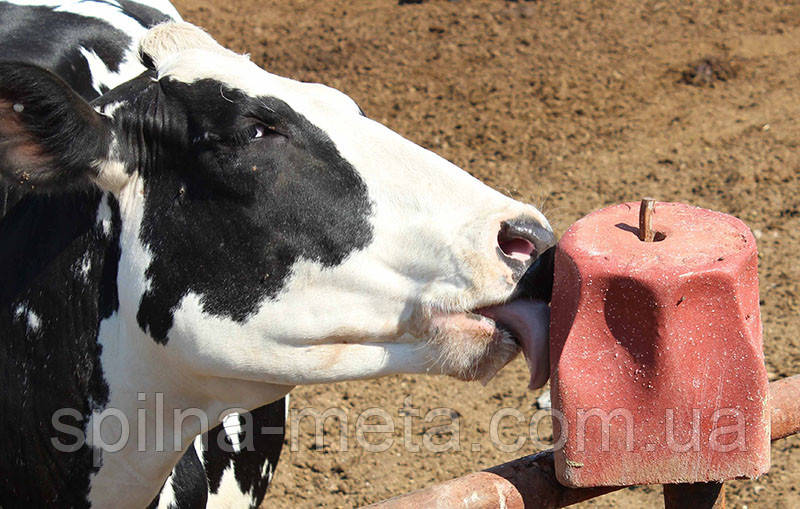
0, 2, 555, 508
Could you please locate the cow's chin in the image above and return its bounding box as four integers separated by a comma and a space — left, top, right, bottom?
426, 300, 550, 389
428, 313, 520, 382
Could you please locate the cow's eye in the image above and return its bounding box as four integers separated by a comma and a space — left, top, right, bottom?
225, 123, 279, 146
252, 125, 267, 139
249, 122, 283, 140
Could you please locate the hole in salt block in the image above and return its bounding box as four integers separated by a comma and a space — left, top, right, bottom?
614, 223, 666, 242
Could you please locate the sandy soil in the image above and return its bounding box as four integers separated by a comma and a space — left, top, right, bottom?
174, 1, 800, 506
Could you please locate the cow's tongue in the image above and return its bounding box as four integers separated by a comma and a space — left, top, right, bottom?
476, 300, 550, 389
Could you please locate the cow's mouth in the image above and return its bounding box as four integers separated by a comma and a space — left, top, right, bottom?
473, 299, 550, 389
472, 246, 555, 388
426, 246, 554, 387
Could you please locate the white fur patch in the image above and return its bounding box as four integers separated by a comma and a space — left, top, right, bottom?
81, 254, 92, 279
140, 22, 235, 70
73, 252, 92, 282
79, 46, 144, 96
95, 192, 113, 235
97, 100, 126, 118
154, 471, 177, 509
222, 413, 243, 453
205, 460, 252, 508
13, 303, 41, 333
26, 310, 41, 332
93, 158, 129, 194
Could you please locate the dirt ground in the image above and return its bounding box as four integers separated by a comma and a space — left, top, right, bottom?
174, 0, 800, 506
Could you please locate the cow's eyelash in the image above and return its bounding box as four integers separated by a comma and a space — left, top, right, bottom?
227, 124, 264, 146
194, 123, 278, 147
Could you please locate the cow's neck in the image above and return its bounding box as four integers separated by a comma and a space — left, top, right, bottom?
87, 180, 292, 505
87, 338, 291, 505
90, 299, 292, 505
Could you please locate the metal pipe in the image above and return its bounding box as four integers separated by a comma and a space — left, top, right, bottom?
769, 374, 800, 441
363, 375, 800, 509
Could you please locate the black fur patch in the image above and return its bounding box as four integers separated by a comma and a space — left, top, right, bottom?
204, 401, 286, 507
128, 79, 374, 342
147, 439, 210, 509
170, 444, 211, 508
0, 190, 120, 506
148, 400, 286, 508
0, 2, 131, 101
115, 0, 173, 28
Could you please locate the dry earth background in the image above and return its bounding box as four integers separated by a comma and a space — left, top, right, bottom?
173, 1, 800, 506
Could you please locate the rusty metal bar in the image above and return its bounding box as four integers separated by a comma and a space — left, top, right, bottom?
362, 450, 617, 509
770, 374, 800, 441
363, 375, 800, 509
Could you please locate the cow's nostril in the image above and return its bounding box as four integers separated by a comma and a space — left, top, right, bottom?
498, 232, 536, 262
498, 218, 547, 267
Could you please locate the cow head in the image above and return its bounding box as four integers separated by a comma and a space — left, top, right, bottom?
0, 23, 555, 398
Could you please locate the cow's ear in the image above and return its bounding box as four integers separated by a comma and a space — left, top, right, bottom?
0, 62, 111, 192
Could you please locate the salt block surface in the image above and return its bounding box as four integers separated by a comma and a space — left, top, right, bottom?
550, 202, 770, 487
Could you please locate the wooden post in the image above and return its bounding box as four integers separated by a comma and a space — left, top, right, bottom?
663, 482, 725, 509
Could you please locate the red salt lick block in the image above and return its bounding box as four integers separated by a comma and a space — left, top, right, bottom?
550, 202, 770, 487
